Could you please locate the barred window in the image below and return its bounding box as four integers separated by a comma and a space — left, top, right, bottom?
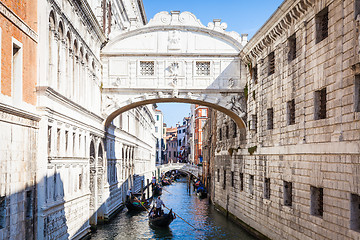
223, 170, 226, 190
225, 125, 229, 139
252, 65, 258, 82
351, 193, 360, 231
196, 61, 210, 76
316, 7, 328, 44
314, 88, 326, 120
264, 178, 270, 199
310, 186, 323, 217
231, 171, 234, 187
287, 99, 295, 125
288, 34, 296, 62
140, 61, 154, 75
250, 114, 257, 132
268, 52, 275, 76
356, 0, 360, 18
217, 169, 220, 182
267, 108, 274, 130
232, 121, 237, 138
240, 173, 244, 191
25, 190, 33, 219
249, 175, 254, 195
283, 181, 293, 206
355, 75, 360, 112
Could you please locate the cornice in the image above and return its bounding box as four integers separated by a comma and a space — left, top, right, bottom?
242, 0, 315, 61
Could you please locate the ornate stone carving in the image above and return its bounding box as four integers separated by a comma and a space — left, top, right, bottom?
228, 78, 235, 89
226, 95, 246, 116
168, 31, 181, 50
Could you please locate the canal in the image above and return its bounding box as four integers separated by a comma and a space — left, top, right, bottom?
90, 178, 257, 239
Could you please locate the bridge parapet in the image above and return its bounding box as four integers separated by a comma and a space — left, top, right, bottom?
157, 163, 202, 178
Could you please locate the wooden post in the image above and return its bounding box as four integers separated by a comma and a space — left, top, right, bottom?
141, 180, 144, 201
147, 179, 150, 199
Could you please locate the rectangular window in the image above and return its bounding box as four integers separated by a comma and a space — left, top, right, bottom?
250, 114, 257, 131
316, 7, 328, 43
223, 170, 226, 190
351, 193, 360, 231
283, 181, 293, 206
356, 0, 360, 18
288, 34, 296, 62
173, 151, 176, 157
169, 152, 171, 157
156, 115, 159, 121
232, 121, 237, 138
240, 173, 244, 191
315, 88, 327, 120
310, 186, 323, 217
355, 75, 360, 112
249, 175, 254, 195
196, 62, 210, 76
252, 65, 258, 82
219, 128, 222, 141
25, 190, 33, 219
12, 38, 23, 103
202, 109, 207, 117
217, 169, 220, 182
225, 125, 229, 139
57, 128, 61, 153
155, 126, 158, 133
0, 196, 5, 229
268, 52, 275, 76
79, 174, 82, 190
267, 108, 274, 130
287, 99, 295, 125
264, 178, 270, 199
65, 130, 69, 153
48, 126, 52, 155
231, 171, 234, 187
140, 61, 154, 75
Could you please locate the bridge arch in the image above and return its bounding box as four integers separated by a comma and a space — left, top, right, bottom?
103, 94, 246, 129
157, 163, 202, 179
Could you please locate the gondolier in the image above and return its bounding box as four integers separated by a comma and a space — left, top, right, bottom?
126, 187, 132, 201
154, 196, 165, 216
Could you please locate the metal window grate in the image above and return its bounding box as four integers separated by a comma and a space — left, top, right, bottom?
310, 186, 323, 217
287, 100, 295, 125
316, 7, 328, 43
283, 181, 292, 206
196, 62, 210, 76
315, 88, 326, 120
240, 173, 244, 191
288, 34, 296, 62
140, 61, 154, 75
264, 178, 270, 199
267, 108, 274, 130
268, 52, 275, 76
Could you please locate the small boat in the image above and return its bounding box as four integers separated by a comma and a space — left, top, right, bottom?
152, 185, 162, 196
149, 207, 175, 227
197, 190, 207, 199
126, 194, 152, 212
196, 185, 207, 199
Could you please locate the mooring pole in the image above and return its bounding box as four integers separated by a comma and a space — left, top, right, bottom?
141, 180, 144, 201
147, 179, 150, 198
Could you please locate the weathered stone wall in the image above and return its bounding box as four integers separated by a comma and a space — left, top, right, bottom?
209, 0, 360, 239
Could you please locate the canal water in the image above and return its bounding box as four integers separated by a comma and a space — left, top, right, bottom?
90, 178, 257, 239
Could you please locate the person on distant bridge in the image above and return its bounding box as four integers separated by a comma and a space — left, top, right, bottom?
154, 196, 166, 217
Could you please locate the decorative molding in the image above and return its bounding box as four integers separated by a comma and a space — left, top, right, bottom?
0, 1, 38, 42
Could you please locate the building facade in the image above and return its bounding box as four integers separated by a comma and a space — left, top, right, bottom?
193, 105, 208, 165
165, 127, 178, 163
0, 0, 38, 239
154, 108, 165, 165
205, 0, 360, 239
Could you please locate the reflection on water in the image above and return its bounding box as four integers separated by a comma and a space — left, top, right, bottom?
90, 178, 257, 239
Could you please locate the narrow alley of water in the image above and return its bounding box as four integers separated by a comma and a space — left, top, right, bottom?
90, 178, 257, 239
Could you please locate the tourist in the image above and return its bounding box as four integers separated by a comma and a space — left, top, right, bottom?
126, 187, 132, 201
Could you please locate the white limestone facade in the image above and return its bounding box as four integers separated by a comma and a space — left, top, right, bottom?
35, 0, 156, 239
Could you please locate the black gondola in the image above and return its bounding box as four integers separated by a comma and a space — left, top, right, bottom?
148, 207, 175, 227
152, 185, 162, 196
126, 194, 152, 212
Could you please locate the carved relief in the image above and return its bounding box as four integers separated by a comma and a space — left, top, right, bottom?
226, 95, 246, 116
168, 31, 181, 50
228, 78, 235, 89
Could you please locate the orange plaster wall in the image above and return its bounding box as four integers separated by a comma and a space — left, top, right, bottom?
0, 0, 37, 105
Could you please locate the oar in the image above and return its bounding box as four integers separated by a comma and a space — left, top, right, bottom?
161, 188, 172, 195
133, 195, 150, 213
163, 205, 197, 230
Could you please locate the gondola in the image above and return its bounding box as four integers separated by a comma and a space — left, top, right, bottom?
148, 207, 175, 227
152, 185, 162, 196
126, 194, 152, 212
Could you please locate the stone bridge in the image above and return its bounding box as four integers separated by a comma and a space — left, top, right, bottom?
101, 11, 248, 128
157, 163, 202, 178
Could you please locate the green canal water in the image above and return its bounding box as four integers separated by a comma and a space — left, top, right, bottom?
90, 178, 258, 239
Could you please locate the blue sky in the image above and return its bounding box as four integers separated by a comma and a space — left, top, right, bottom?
143, 0, 284, 127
